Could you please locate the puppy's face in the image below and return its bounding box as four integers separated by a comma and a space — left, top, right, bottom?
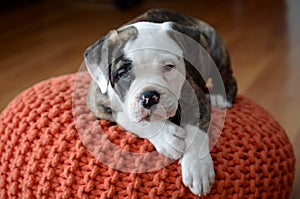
85, 22, 186, 123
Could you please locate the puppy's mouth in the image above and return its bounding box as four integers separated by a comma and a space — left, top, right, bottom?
137, 104, 177, 123
138, 107, 156, 122
139, 114, 151, 122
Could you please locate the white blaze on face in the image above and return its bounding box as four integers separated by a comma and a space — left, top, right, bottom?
121, 22, 186, 123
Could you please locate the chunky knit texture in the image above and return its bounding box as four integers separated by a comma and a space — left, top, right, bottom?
0, 72, 295, 199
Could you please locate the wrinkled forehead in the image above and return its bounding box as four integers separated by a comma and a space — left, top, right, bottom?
121, 22, 183, 58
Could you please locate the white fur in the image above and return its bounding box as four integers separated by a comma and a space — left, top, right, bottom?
209, 94, 232, 108
107, 83, 123, 112
122, 22, 186, 123
112, 22, 215, 196
180, 125, 215, 196
116, 111, 186, 159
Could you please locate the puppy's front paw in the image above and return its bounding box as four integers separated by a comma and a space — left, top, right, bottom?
149, 125, 186, 159
181, 153, 215, 196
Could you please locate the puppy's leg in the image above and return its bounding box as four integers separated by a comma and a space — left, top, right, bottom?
180, 125, 214, 196
148, 121, 186, 159
224, 75, 238, 106
208, 93, 232, 108
116, 112, 186, 159
208, 74, 237, 109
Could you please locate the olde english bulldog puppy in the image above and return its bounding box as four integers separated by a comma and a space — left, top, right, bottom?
84, 9, 237, 196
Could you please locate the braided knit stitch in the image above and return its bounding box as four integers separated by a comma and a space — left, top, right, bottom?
0, 72, 295, 198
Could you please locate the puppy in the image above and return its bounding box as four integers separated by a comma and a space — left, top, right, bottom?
84, 9, 237, 196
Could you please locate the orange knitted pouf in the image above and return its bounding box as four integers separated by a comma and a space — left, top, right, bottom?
0, 72, 295, 199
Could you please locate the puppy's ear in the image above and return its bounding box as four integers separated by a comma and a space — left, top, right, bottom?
84, 27, 138, 94
168, 22, 237, 106
169, 21, 222, 63
166, 22, 211, 88
84, 30, 118, 93
168, 21, 231, 85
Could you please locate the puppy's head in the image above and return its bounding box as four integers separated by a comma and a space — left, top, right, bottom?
85, 22, 201, 123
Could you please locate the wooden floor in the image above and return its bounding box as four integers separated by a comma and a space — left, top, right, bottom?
0, 0, 299, 197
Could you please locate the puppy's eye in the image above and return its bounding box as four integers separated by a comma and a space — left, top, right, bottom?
115, 59, 132, 79
164, 64, 175, 72
116, 67, 128, 78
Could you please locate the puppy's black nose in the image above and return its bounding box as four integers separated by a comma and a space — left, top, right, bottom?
139, 90, 160, 109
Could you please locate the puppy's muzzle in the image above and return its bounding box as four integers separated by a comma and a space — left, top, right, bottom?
139, 90, 160, 110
